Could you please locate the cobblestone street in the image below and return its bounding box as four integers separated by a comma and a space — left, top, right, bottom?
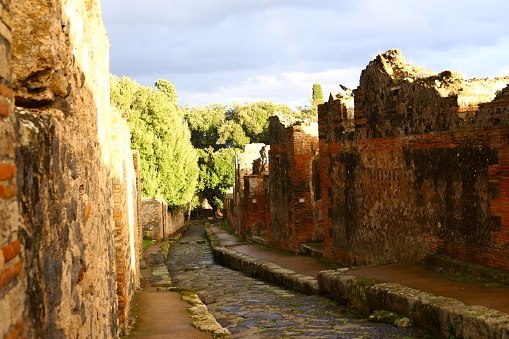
167, 223, 423, 338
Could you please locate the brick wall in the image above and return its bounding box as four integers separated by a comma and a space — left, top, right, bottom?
0, 1, 26, 338
267, 117, 322, 253
0, 3, 25, 332
243, 175, 269, 240
232, 143, 268, 240
321, 49, 509, 270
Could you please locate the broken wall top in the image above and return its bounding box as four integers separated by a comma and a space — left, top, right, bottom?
355, 49, 509, 139
268, 115, 318, 146
368, 48, 509, 109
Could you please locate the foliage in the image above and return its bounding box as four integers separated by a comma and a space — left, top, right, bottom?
184, 104, 225, 149
225, 101, 295, 144
110, 75, 199, 210
183, 100, 317, 210
197, 147, 237, 209
312, 83, 324, 106
143, 239, 152, 250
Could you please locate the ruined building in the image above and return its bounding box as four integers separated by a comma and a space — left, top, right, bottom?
320, 49, 509, 270
267, 117, 323, 253
226, 143, 270, 241
230, 49, 509, 274
0, 0, 143, 337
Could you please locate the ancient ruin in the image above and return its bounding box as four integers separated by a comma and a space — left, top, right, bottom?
0, 0, 148, 337
231, 49, 509, 274
1, 0, 508, 336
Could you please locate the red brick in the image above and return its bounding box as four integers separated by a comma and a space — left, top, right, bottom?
0, 164, 16, 181
4, 318, 24, 339
3, 239, 20, 261
0, 182, 17, 199
0, 101, 12, 117
0, 84, 14, 100
0, 260, 22, 289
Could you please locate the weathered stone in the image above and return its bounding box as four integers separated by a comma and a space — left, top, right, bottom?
0, 0, 143, 337
142, 197, 185, 240
197, 290, 216, 305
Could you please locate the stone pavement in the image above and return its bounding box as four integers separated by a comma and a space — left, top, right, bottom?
210, 225, 509, 314
167, 222, 422, 338
208, 224, 509, 338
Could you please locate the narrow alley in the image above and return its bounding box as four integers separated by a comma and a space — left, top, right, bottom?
166, 222, 423, 338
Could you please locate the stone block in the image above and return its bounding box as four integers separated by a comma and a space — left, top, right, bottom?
197, 291, 215, 305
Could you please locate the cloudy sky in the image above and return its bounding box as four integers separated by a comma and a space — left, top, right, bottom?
101, 0, 509, 107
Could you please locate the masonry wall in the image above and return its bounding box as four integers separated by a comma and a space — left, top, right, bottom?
243, 175, 269, 240
321, 49, 509, 270
0, 0, 26, 337
268, 117, 322, 253
0, 0, 142, 337
141, 198, 185, 240
111, 110, 141, 334
232, 143, 268, 240
142, 197, 166, 241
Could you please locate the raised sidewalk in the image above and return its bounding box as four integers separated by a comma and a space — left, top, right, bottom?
207, 224, 509, 339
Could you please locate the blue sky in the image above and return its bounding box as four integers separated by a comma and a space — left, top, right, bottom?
101, 0, 509, 107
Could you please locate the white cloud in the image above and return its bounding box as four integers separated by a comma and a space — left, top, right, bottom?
178, 67, 361, 107
102, 0, 509, 107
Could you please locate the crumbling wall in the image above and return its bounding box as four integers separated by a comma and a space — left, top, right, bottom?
141, 197, 166, 241
111, 110, 141, 334
0, 0, 143, 337
322, 49, 509, 270
0, 0, 26, 337
141, 198, 185, 240
243, 175, 269, 240
268, 116, 322, 253
232, 143, 269, 240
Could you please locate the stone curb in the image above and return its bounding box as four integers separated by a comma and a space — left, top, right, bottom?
170, 288, 231, 339
206, 227, 319, 295
206, 227, 509, 338
318, 270, 509, 338
149, 236, 231, 338
148, 235, 182, 288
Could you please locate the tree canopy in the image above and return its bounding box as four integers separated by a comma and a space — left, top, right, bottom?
111, 75, 321, 212
110, 75, 199, 210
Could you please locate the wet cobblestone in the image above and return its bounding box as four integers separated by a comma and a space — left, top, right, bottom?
167, 223, 423, 338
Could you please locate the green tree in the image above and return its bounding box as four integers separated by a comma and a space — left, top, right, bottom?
197, 147, 237, 209
184, 104, 226, 149
312, 83, 324, 106
110, 75, 199, 210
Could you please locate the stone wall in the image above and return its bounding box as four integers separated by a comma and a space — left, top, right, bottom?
142, 198, 185, 240
243, 175, 269, 240
232, 143, 268, 239
0, 0, 143, 337
267, 117, 322, 253
0, 0, 26, 337
142, 197, 166, 241
321, 49, 509, 270
111, 110, 141, 333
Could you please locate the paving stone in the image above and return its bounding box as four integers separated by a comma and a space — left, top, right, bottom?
167, 223, 423, 338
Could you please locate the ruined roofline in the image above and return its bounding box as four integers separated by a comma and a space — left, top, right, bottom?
269, 113, 318, 129
371, 48, 509, 108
